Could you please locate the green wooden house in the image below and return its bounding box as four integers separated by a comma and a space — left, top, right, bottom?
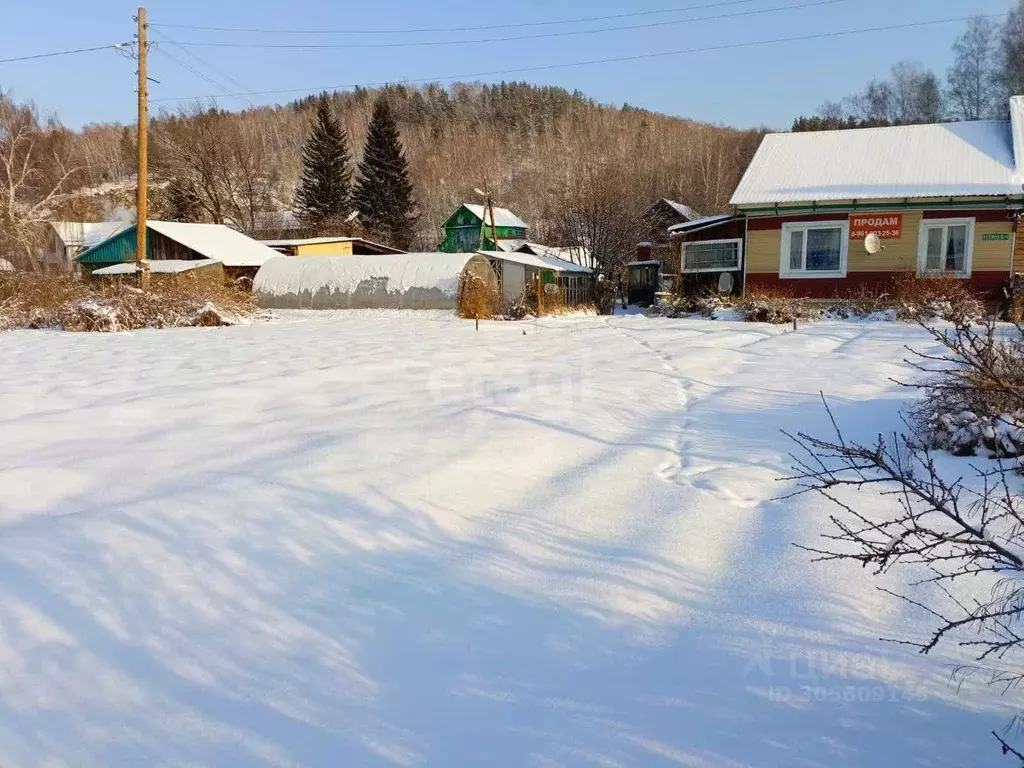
439, 204, 528, 253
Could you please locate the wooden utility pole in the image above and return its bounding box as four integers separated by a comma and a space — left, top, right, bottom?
136, 7, 150, 286
486, 193, 499, 253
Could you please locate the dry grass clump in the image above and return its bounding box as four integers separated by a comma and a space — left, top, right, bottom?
0, 272, 257, 332
457, 272, 500, 320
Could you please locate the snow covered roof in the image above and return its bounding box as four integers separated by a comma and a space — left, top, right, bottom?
519, 242, 592, 265
51, 221, 128, 248
260, 235, 404, 254
146, 222, 280, 267
667, 214, 737, 234
92, 259, 221, 276
478, 250, 592, 274
731, 119, 1024, 205
660, 199, 701, 221
262, 236, 359, 247
461, 204, 528, 229
491, 238, 529, 253
254, 253, 485, 298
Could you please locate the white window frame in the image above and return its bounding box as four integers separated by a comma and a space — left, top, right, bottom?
779, 220, 850, 279
916, 217, 975, 279
683, 238, 743, 273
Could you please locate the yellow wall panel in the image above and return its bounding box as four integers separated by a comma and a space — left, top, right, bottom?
972, 221, 1014, 272
296, 241, 354, 256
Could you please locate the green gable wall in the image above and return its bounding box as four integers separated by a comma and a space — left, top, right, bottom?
76, 225, 147, 268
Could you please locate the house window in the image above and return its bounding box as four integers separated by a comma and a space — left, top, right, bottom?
917, 218, 974, 277
683, 239, 742, 273
780, 221, 849, 278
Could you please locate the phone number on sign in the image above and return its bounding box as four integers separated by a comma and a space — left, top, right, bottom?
851, 229, 901, 239
768, 686, 926, 704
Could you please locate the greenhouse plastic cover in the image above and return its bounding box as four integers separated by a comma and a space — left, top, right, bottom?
253, 253, 482, 303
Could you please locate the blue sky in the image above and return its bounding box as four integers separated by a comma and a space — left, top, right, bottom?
0, 0, 1014, 130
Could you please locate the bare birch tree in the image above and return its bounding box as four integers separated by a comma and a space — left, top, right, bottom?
947, 16, 1002, 121
0, 92, 85, 271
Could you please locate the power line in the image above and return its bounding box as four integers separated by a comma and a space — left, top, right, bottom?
148, 0, 773, 35
0, 43, 130, 65
151, 14, 995, 104
149, 29, 254, 103
153, 45, 236, 97
168, 0, 845, 50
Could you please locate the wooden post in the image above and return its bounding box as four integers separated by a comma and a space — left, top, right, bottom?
136, 7, 150, 287
677, 239, 684, 296
536, 273, 543, 317
487, 194, 499, 253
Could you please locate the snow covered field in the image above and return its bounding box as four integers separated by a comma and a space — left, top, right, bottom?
0, 312, 1014, 767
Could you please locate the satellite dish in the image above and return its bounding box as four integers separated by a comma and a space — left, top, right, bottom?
543, 282, 559, 295
864, 232, 882, 255
717, 272, 735, 293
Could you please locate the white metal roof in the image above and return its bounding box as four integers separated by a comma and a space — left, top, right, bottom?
731, 120, 1024, 205
92, 259, 221, 276
51, 221, 128, 248
661, 199, 701, 221
147, 221, 281, 267
667, 214, 737, 234
478, 250, 592, 274
492, 238, 530, 253
519, 242, 593, 266
261, 236, 362, 246
462, 204, 528, 229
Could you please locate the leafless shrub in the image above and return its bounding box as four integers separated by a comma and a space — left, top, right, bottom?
646, 293, 723, 318
886, 274, 987, 323
738, 288, 823, 324
786, 319, 1024, 760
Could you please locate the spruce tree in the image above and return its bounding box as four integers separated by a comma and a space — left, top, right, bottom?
294, 95, 353, 233
353, 96, 418, 250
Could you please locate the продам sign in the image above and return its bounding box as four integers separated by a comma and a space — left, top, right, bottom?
849, 214, 903, 240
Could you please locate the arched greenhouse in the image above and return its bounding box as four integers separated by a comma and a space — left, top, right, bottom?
253, 253, 499, 310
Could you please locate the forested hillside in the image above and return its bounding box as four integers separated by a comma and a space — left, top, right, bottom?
42, 82, 764, 250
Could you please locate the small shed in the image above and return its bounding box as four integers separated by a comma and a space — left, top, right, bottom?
260, 236, 405, 256
480, 250, 593, 307
75, 221, 280, 281
253, 252, 499, 310
627, 260, 662, 306
439, 204, 528, 253
44, 221, 129, 273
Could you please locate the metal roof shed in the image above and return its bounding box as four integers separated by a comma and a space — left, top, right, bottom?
75, 221, 280, 276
